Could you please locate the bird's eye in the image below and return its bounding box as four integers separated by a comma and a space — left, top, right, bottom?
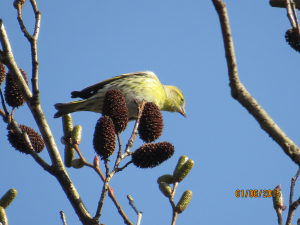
180, 98, 184, 103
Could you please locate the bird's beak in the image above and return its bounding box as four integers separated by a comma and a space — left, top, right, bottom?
177, 107, 186, 118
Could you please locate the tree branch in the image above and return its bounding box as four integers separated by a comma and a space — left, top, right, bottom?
0, 13, 96, 225
127, 195, 142, 225
286, 167, 300, 225
73, 145, 133, 225
211, 0, 300, 166
16, 0, 41, 97
286, 0, 300, 36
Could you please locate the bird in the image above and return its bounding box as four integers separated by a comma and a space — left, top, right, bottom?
54, 71, 186, 120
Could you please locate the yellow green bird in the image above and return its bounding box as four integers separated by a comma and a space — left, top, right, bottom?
54, 71, 186, 120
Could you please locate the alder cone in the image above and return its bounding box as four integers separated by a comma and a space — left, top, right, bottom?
285, 28, 300, 53
5, 69, 29, 108
102, 89, 129, 134
138, 102, 163, 143
132, 142, 174, 168
7, 125, 45, 154
93, 116, 116, 159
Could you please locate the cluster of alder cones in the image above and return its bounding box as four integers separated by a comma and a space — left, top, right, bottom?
0, 62, 45, 154
93, 89, 175, 168
1, 61, 174, 167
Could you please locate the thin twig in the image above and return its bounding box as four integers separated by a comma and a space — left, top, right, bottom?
286, 167, 300, 225
16, 0, 41, 97
111, 101, 145, 177
127, 195, 139, 214
211, 0, 300, 166
73, 146, 133, 225
0, 109, 6, 120
289, 167, 300, 205
60, 211, 67, 225
291, 1, 300, 33
286, 197, 300, 225
171, 211, 178, 225
286, 0, 300, 42
127, 195, 143, 225
110, 133, 123, 178
95, 160, 110, 220
116, 161, 133, 172
122, 100, 145, 158
171, 182, 178, 198
0, 89, 9, 116
29, 0, 41, 97
170, 182, 178, 224
95, 166, 133, 225
275, 207, 283, 225
0, 88, 9, 122
286, 0, 297, 28
73, 144, 94, 168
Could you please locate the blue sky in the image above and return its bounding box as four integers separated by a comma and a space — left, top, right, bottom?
1, 1, 300, 224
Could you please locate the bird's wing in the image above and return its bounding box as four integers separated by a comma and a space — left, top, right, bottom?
71, 71, 157, 99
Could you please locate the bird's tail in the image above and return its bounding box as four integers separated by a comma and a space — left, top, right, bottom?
54, 100, 87, 118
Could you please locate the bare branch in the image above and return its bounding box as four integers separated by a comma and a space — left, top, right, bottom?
110, 133, 123, 177
116, 161, 133, 172
286, 197, 300, 225
171, 182, 178, 199
289, 167, 300, 205
1, 11, 95, 225
122, 100, 145, 159
0, 89, 9, 122
127, 195, 142, 225
286, 167, 300, 225
16, 0, 41, 96
60, 211, 67, 225
286, 0, 300, 37
275, 207, 283, 225
211, 0, 300, 166
95, 160, 110, 220
73, 145, 133, 225
171, 211, 178, 225
73, 144, 94, 168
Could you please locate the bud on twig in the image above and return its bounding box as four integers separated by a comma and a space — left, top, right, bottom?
94, 155, 99, 167
272, 184, 287, 211
13, 0, 27, 9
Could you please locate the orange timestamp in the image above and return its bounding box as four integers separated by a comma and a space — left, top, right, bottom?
236, 189, 281, 198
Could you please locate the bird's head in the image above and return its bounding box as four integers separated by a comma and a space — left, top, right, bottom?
163, 85, 186, 117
